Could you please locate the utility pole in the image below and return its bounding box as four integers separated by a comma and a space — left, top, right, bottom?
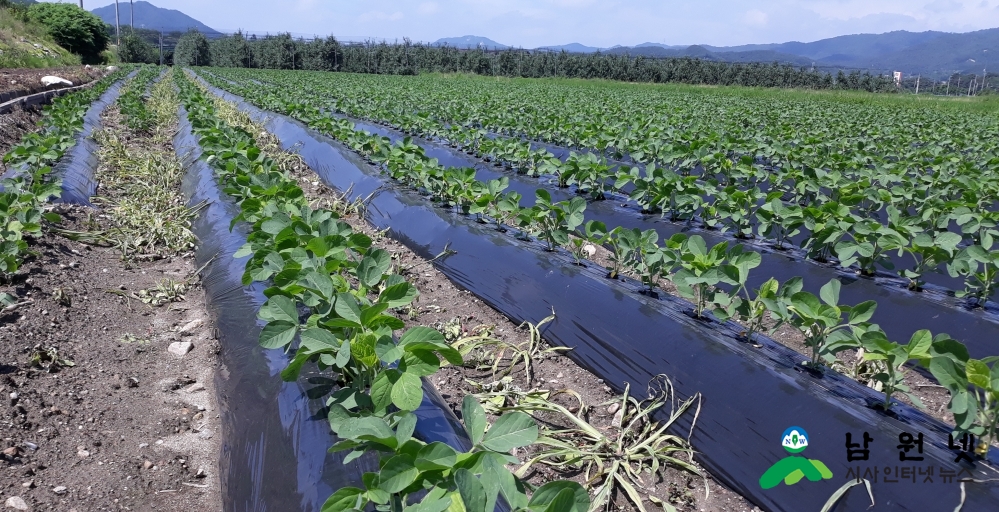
114, 0, 120, 46
946, 78, 950, 96
915, 75, 920, 94
130, 0, 134, 29
159, 30, 163, 65
79, 1, 83, 8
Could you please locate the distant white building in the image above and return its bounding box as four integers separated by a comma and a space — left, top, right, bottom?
893, 71, 903, 86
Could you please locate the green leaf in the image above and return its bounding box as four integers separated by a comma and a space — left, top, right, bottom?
543, 489, 577, 512
300, 328, 339, 351
411, 493, 452, 512
339, 416, 396, 446
406, 342, 463, 366
259, 321, 298, 349
336, 339, 351, 368
369, 371, 395, 413
481, 452, 528, 510
302, 271, 335, 299
928, 356, 967, 393
376, 336, 403, 364
260, 295, 299, 323
400, 326, 447, 346
416, 442, 459, 471
967, 359, 992, 390
905, 329, 933, 358
357, 249, 392, 288
527, 482, 589, 512
462, 395, 487, 445
280, 347, 312, 382
848, 301, 877, 324
481, 412, 538, 452
686, 235, 706, 257
321, 487, 366, 512
455, 469, 487, 512
334, 293, 362, 325
401, 349, 442, 377
379, 281, 418, 308
377, 455, 419, 493
819, 279, 841, 307
391, 371, 424, 411
306, 236, 331, 257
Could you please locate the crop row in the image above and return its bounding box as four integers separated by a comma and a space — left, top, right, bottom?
0, 66, 132, 276
117, 66, 164, 132
174, 70, 594, 512
201, 70, 999, 307
193, 68, 999, 455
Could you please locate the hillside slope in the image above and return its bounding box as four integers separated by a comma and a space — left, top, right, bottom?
0, 3, 81, 68
861, 27, 999, 75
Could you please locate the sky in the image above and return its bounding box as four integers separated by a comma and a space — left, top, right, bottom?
74, 0, 999, 48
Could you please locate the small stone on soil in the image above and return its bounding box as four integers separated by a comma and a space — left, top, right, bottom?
167, 342, 194, 356
4, 496, 29, 511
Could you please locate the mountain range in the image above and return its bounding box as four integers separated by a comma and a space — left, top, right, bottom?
79, 1, 995, 78
90, 1, 221, 35
433, 31, 997, 77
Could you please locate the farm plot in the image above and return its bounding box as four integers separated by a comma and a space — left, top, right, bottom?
205, 69, 999, 299
0, 66, 222, 511
190, 67, 999, 512
194, 70, 999, 368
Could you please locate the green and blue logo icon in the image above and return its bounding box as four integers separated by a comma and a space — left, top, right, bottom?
760, 427, 833, 489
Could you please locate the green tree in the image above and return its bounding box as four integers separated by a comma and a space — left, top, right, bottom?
174, 29, 211, 67
118, 29, 156, 64
26, 3, 109, 64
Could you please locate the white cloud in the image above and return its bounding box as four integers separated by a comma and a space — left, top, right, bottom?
743, 9, 769, 26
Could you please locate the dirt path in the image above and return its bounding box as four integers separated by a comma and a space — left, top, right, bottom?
0, 71, 222, 512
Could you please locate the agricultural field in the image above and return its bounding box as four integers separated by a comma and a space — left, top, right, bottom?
3, 62, 999, 512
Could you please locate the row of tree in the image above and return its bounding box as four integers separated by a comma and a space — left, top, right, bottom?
172, 31, 898, 92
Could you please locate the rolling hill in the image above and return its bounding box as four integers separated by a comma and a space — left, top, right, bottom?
438, 28, 996, 77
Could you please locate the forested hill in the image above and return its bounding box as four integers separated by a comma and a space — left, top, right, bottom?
602, 29, 997, 77
90, 1, 221, 35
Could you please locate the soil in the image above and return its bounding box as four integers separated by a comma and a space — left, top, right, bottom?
0, 104, 40, 160
0, 212, 222, 512
0, 67, 104, 101
246, 123, 763, 512
0, 77, 222, 510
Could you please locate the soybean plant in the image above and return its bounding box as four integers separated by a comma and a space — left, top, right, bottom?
769, 279, 876, 368
948, 244, 999, 308
526, 190, 586, 252
858, 329, 935, 410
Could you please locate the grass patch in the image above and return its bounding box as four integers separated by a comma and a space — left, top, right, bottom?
0, 6, 80, 68
91, 68, 197, 261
